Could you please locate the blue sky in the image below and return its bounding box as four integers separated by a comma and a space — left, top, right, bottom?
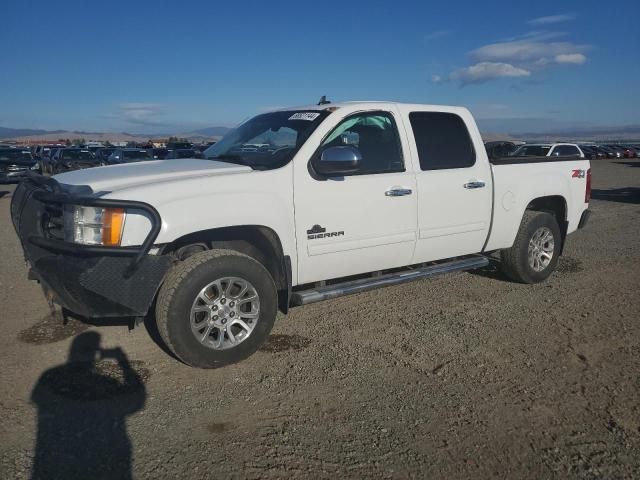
0, 0, 638, 134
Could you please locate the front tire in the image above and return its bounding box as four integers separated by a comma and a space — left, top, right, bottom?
156, 249, 277, 368
500, 211, 562, 284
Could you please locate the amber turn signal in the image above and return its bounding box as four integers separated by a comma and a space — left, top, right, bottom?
102, 208, 125, 246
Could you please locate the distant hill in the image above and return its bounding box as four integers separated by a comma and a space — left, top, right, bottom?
0, 126, 67, 139
0, 125, 232, 143
187, 126, 231, 137
515, 125, 640, 142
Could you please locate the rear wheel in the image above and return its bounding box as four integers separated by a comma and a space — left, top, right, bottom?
156, 249, 277, 368
500, 211, 561, 284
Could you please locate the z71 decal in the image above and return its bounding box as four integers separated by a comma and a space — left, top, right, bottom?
572, 169, 586, 178
307, 224, 344, 240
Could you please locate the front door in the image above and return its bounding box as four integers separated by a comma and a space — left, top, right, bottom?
294, 109, 417, 285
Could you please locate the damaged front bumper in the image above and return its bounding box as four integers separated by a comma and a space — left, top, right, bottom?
10, 175, 171, 318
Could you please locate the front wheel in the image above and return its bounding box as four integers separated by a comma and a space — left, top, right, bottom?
500, 211, 561, 284
155, 249, 278, 368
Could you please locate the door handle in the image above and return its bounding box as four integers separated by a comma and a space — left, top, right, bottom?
464, 181, 486, 189
385, 188, 413, 197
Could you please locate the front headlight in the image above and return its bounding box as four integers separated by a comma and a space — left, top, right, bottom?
63, 205, 126, 246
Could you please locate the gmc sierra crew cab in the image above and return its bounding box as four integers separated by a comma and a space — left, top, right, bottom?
11, 101, 591, 368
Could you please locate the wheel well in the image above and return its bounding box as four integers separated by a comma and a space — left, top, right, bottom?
160, 226, 290, 311
526, 195, 568, 250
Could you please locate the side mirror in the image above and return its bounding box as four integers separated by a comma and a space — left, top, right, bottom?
314, 145, 362, 176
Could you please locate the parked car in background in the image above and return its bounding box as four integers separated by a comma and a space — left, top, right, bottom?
107, 148, 153, 164
0, 148, 38, 182
604, 145, 624, 158
484, 141, 521, 158
194, 142, 216, 154
33, 145, 60, 162
579, 146, 600, 160
41, 147, 63, 175
621, 146, 638, 158
166, 148, 203, 159
596, 146, 617, 158
511, 143, 584, 158
166, 141, 193, 150
589, 146, 608, 159
52, 148, 102, 174
152, 148, 169, 159
95, 147, 117, 163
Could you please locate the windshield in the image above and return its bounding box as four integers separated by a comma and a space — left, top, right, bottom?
63, 150, 94, 160
0, 149, 32, 161
123, 150, 151, 159
511, 145, 551, 156
203, 110, 328, 169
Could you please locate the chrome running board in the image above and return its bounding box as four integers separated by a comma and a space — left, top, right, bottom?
291, 255, 489, 306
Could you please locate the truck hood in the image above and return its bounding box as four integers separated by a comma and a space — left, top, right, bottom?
53, 158, 252, 193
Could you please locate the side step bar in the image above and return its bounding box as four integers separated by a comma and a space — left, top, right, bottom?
290, 255, 489, 306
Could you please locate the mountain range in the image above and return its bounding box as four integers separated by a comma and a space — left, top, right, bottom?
0, 126, 231, 142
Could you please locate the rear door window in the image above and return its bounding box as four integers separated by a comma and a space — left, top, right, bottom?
409, 112, 475, 170
552, 146, 580, 156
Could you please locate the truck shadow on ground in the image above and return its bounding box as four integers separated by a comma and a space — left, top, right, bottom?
30, 332, 148, 480
470, 256, 583, 282
591, 187, 640, 205
0, 190, 11, 199
614, 161, 640, 168
468, 258, 511, 283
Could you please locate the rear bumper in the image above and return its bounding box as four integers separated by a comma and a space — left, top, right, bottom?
11, 175, 171, 318
578, 209, 591, 229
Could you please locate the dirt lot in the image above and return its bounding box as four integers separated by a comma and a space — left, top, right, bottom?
0, 159, 639, 479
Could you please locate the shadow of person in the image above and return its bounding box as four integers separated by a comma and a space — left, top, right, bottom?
30, 332, 147, 480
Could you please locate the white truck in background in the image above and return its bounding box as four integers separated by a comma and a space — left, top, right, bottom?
11, 101, 591, 368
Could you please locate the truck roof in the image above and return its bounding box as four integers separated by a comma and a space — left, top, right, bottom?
271, 101, 467, 113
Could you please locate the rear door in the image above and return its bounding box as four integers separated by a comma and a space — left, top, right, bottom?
399, 107, 493, 262
293, 107, 417, 284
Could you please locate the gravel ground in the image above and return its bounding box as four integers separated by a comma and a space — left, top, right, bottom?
0, 159, 638, 479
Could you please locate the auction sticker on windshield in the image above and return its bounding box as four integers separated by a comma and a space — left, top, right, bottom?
288, 112, 321, 121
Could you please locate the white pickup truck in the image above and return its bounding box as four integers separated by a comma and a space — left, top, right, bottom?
11, 101, 591, 368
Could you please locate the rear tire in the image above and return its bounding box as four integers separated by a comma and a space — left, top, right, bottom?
500, 211, 561, 284
156, 249, 277, 368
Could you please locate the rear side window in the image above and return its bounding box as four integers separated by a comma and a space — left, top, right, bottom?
409, 112, 475, 170
552, 145, 580, 156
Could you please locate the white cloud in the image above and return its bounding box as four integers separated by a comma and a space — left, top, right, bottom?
470, 40, 587, 64
554, 53, 587, 64
448, 62, 531, 85
424, 30, 452, 41
105, 103, 167, 126
527, 14, 576, 26
431, 23, 589, 86
505, 30, 568, 42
